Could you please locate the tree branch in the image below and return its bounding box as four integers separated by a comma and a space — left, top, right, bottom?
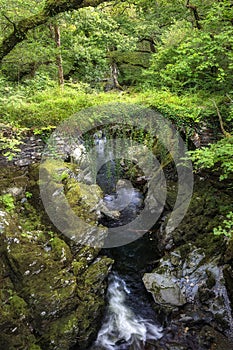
186, 0, 201, 29
212, 100, 231, 138
226, 93, 233, 103
2, 13, 17, 31
0, 0, 110, 62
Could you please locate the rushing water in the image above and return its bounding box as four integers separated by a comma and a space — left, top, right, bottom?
89, 131, 163, 350
92, 273, 162, 350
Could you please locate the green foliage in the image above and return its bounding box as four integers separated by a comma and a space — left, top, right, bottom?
145, 2, 233, 93
0, 121, 29, 160
188, 136, 233, 180
129, 89, 213, 127
0, 82, 91, 127
213, 212, 233, 238
0, 193, 15, 212
0, 133, 22, 160
0, 77, 215, 130
61, 7, 137, 83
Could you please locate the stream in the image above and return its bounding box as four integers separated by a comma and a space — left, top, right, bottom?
89, 132, 163, 349
92, 273, 162, 350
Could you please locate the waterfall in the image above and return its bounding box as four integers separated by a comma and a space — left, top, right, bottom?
93, 273, 162, 350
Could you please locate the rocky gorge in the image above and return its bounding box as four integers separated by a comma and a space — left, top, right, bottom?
0, 124, 233, 350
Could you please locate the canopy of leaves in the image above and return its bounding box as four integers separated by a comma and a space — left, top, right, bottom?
146, 2, 233, 92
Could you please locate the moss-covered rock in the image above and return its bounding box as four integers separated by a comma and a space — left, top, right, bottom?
65, 178, 103, 224
75, 256, 113, 349
159, 179, 232, 257
39, 159, 108, 246
0, 171, 113, 350
0, 166, 29, 195
0, 222, 41, 349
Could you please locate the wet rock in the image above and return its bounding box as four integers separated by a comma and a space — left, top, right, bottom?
170, 251, 182, 267
182, 247, 205, 275
223, 264, 233, 311
199, 325, 233, 350
100, 203, 120, 219
143, 272, 186, 307
144, 243, 233, 349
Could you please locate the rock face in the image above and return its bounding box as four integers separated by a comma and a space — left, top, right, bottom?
0, 164, 114, 350
144, 245, 233, 349
143, 180, 233, 350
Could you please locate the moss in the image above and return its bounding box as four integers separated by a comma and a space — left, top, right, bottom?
1, 219, 78, 322
41, 312, 79, 350
20, 201, 44, 231
0, 166, 28, 194
72, 260, 86, 276
169, 180, 232, 257
76, 256, 113, 300
50, 236, 72, 263
40, 158, 69, 181
224, 239, 233, 265
9, 294, 28, 317
0, 163, 113, 349
65, 178, 103, 223
0, 282, 38, 350
39, 256, 113, 349
179, 244, 192, 260
29, 345, 42, 350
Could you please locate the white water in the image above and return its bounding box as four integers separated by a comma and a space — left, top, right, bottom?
93, 273, 162, 350
103, 179, 143, 213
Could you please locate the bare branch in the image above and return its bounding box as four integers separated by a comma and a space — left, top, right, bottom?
212, 100, 231, 138
226, 94, 233, 103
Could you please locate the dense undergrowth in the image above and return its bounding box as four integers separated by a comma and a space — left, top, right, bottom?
0, 77, 224, 128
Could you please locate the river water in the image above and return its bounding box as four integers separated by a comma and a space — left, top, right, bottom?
89, 133, 163, 349
92, 273, 162, 350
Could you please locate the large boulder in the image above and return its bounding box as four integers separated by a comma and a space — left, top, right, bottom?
143, 272, 186, 307
0, 169, 113, 350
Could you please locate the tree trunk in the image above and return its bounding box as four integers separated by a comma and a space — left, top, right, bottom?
0, 0, 108, 62
111, 61, 123, 91
54, 24, 64, 88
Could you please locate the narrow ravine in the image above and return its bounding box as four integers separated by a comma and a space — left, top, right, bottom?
1, 123, 232, 350
89, 131, 163, 349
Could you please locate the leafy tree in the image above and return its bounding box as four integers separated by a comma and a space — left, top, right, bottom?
145, 1, 233, 92
0, 0, 109, 62
60, 7, 137, 84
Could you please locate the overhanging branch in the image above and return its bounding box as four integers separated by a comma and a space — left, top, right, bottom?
0, 0, 110, 62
